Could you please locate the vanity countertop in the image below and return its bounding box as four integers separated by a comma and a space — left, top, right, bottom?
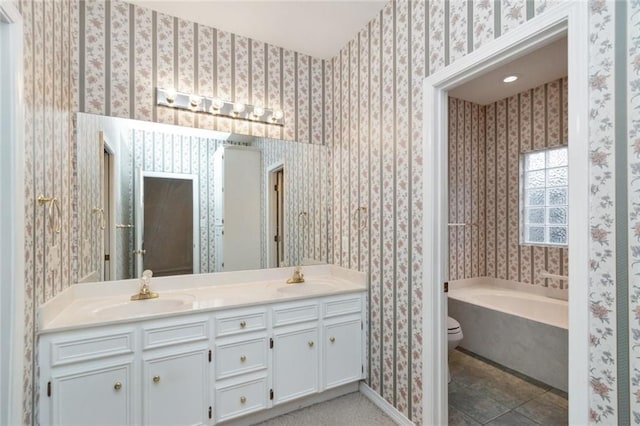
38, 264, 367, 334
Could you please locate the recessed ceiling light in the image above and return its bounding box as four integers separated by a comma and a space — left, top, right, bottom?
503, 75, 519, 83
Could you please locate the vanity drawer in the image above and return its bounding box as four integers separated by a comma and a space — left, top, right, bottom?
214, 310, 267, 337
272, 302, 319, 327
215, 337, 268, 379
323, 295, 362, 318
142, 317, 209, 350
50, 330, 134, 366
215, 376, 268, 422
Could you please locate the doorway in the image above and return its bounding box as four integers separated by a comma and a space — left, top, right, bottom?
134, 171, 200, 277
268, 163, 285, 268
422, 3, 589, 425
0, 4, 24, 425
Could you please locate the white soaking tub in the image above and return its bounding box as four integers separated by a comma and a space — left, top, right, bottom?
448, 277, 568, 392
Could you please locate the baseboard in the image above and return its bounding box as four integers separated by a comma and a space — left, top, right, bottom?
359, 382, 415, 425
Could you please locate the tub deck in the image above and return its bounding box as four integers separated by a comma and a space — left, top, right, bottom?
448, 277, 568, 392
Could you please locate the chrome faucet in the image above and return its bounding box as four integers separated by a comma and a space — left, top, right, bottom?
286, 265, 305, 284
131, 270, 158, 300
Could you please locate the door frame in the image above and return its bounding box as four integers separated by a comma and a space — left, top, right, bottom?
102, 134, 116, 281
0, 2, 25, 425
137, 171, 200, 275
422, 3, 589, 425
267, 161, 285, 268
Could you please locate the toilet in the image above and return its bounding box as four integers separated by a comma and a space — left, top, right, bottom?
447, 316, 463, 383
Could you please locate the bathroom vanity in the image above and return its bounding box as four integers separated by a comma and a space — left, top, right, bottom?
37, 265, 367, 425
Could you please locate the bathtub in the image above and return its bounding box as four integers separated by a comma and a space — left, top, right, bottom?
448, 277, 568, 392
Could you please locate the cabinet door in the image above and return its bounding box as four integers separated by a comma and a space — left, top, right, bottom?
143, 349, 209, 426
51, 361, 133, 426
272, 326, 319, 404
324, 319, 363, 389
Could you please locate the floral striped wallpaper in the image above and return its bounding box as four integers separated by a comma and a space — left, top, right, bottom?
326, 0, 636, 424
448, 78, 569, 290
16, 0, 78, 424
79, 0, 326, 145
628, 1, 640, 422
13, 0, 640, 424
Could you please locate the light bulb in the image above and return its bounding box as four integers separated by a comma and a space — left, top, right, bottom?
211, 98, 225, 111
273, 110, 284, 120
503, 75, 518, 83
189, 95, 202, 108
233, 103, 246, 114
164, 88, 177, 104
253, 106, 265, 118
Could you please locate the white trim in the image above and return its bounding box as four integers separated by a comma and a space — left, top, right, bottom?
358, 382, 414, 426
422, 3, 589, 425
139, 171, 201, 275
102, 134, 117, 281
0, 3, 25, 426
266, 161, 284, 268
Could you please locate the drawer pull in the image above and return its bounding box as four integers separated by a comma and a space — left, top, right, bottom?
114, 381, 122, 391
308, 341, 314, 348
240, 321, 247, 328
240, 355, 247, 362
329, 336, 335, 343
153, 375, 160, 383
240, 396, 247, 404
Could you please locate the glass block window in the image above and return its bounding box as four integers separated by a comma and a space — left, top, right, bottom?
521, 146, 568, 246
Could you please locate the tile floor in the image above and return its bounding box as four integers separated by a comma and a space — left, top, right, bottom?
448, 348, 568, 425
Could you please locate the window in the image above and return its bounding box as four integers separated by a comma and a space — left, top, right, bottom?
521, 146, 568, 246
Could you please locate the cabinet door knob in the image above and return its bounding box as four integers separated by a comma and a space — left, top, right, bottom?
240, 355, 247, 362
329, 336, 335, 343
308, 340, 314, 347
114, 381, 122, 390
239, 320, 247, 328
240, 396, 247, 404
153, 375, 160, 383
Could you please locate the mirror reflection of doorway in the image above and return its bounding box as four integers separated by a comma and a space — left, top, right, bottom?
268, 164, 285, 268
134, 171, 200, 277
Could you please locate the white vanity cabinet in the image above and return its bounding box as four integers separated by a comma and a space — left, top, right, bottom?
141, 317, 211, 426
271, 301, 321, 404
40, 318, 213, 426
213, 308, 269, 423
40, 287, 366, 426
322, 295, 365, 389
40, 327, 136, 426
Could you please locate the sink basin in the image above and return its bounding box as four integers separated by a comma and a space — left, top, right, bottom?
273, 282, 337, 294
89, 295, 195, 319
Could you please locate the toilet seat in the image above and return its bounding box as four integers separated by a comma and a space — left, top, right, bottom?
447, 317, 461, 335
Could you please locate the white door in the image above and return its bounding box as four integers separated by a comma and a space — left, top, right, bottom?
323, 318, 363, 389
134, 167, 144, 277
272, 326, 318, 404
143, 349, 209, 426
50, 362, 133, 426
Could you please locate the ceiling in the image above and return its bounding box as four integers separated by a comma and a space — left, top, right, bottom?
126, 0, 388, 60
448, 36, 568, 105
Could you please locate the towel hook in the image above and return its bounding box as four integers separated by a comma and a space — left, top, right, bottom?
92, 207, 106, 230
37, 195, 61, 234
352, 206, 368, 231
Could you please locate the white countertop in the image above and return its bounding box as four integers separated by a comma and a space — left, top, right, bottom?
38, 265, 367, 334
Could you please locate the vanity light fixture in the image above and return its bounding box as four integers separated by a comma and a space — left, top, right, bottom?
156, 87, 285, 126
503, 74, 519, 83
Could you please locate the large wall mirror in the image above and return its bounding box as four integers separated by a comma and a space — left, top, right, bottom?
76, 113, 331, 282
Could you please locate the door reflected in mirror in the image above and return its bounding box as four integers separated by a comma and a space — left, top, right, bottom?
75, 113, 330, 282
